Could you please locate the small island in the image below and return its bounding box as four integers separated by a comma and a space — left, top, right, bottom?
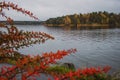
44, 11, 120, 29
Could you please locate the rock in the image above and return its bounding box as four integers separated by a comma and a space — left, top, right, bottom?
112, 70, 120, 80
61, 63, 75, 70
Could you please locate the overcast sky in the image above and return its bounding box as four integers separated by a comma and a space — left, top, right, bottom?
1, 0, 120, 21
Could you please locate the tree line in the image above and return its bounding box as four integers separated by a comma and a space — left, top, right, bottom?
45, 11, 120, 27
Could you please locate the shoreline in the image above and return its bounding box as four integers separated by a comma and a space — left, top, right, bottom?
44, 24, 120, 29
44, 23, 109, 27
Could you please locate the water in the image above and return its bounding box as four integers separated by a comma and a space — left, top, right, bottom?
17, 25, 120, 73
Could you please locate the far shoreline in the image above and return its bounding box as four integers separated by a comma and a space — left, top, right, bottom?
44, 23, 120, 29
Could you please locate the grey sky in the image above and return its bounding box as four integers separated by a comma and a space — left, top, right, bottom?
1, 0, 120, 21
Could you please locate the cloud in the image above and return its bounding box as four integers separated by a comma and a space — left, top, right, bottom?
1, 0, 120, 21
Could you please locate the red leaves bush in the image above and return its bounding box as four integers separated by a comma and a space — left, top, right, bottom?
0, 49, 77, 80
63, 66, 111, 79
0, 1, 38, 20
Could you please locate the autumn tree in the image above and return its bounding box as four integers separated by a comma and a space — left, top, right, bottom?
45, 11, 120, 27
64, 15, 71, 25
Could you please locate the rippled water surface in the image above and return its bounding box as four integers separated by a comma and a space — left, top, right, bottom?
17, 25, 120, 73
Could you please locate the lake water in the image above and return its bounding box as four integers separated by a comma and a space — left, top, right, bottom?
17, 25, 120, 73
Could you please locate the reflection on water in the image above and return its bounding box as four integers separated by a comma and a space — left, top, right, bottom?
17, 25, 120, 73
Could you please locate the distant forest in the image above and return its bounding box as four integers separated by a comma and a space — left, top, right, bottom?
45, 11, 120, 27
0, 21, 41, 25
